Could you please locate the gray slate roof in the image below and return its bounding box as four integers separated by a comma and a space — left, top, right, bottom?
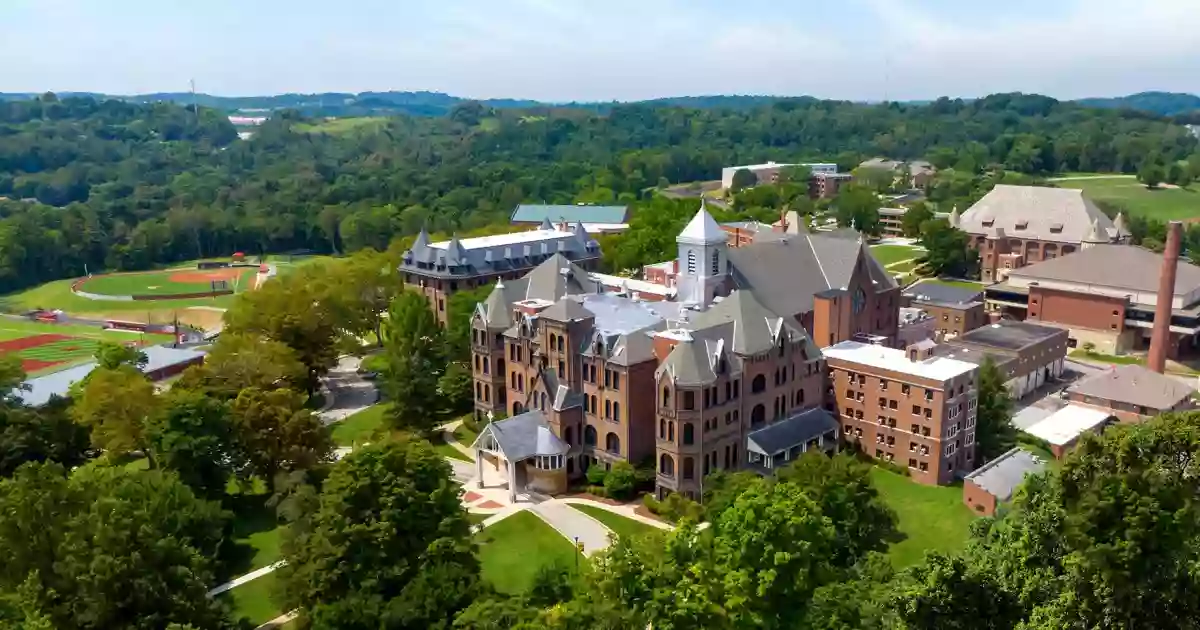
964, 447, 1045, 502
1006, 244, 1200, 301
727, 231, 896, 317
904, 280, 983, 305
471, 410, 569, 461
1066, 364, 1197, 410
958, 185, 1115, 243
400, 225, 599, 279
511, 204, 629, 225
746, 407, 840, 456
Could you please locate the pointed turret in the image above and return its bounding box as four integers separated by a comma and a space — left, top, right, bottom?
413, 226, 431, 249
479, 279, 514, 331
948, 206, 960, 228
444, 234, 468, 264
677, 199, 726, 245
1081, 218, 1107, 249
1113, 211, 1127, 241
539, 217, 555, 230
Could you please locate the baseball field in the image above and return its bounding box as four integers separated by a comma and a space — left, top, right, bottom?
0, 319, 173, 375
75, 266, 259, 298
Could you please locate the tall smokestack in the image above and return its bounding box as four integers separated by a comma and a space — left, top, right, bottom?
1148, 221, 1183, 373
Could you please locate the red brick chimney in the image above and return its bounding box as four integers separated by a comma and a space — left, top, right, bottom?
1147, 221, 1183, 373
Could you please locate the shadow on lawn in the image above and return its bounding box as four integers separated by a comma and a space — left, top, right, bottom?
217, 492, 282, 582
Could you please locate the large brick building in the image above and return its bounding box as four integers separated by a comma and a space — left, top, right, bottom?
933, 320, 1068, 399
468, 203, 884, 499
400, 221, 602, 324
824, 339, 979, 485
985, 243, 1200, 358
957, 185, 1125, 283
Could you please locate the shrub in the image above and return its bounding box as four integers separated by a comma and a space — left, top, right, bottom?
643, 492, 704, 523
603, 461, 637, 500
586, 465, 607, 486
585, 485, 607, 497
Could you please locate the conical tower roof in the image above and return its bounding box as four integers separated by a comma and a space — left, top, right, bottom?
677, 199, 726, 244
1113, 211, 1127, 238
948, 207, 960, 228
539, 217, 555, 230
1083, 218, 1107, 243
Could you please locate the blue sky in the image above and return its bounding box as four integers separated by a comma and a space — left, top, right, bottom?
1, 0, 1196, 101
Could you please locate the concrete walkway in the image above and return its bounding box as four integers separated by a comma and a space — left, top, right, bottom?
559, 497, 674, 531
1047, 174, 1135, 181
207, 561, 286, 597
529, 500, 615, 556
318, 356, 377, 424
255, 610, 298, 629
440, 419, 476, 460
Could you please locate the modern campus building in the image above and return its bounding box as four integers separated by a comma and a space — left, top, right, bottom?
509, 204, 631, 234
956, 185, 1125, 283
720, 161, 838, 189
932, 320, 1068, 399
467, 202, 897, 499
985, 241, 1200, 359
825, 339, 979, 485
857, 158, 937, 189
400, 221, 602, 325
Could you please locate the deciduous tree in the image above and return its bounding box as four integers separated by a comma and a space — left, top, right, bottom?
279, 439, 479, 629
70, 366, 160, 464
0, 398, 89, 477
729, 168, 757, 192
974, 357, 1015, 462
381, 291, 445, 435
147, 391, 235, 499
919, 218, 978, 278
899, 202, 934, 238
834, 185, 882, 235
230, 387, 332, 492
174, 332, 306, 399
93, 342, 147, 370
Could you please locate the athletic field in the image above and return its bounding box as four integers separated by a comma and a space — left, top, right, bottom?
76, 267, 259, 298
0, 319, 172, 375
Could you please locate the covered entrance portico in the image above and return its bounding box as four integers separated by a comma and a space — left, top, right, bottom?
470, 410, 570, 501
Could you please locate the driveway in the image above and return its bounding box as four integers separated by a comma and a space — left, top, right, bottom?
319, 355, 378, 424
530, 501, 613, 556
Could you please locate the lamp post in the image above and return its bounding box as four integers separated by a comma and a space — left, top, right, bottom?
574, 536, 580, 573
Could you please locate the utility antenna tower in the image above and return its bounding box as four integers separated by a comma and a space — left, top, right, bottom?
190, 79, 199, 123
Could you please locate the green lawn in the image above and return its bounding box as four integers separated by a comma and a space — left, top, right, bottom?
330, 404, 388, 447
476, 511, 582, 594
0, 278, 240, 314
887, 259, 920, 273
918, 278, 986, 291
869, 244, 923, 266
1057, 176, 1200, 221
0, 318, 175, 375
1069, 349, 1143, 365
219, 572, 282, 628
569, 504, 661, 541
295, 117, 387, 135
221, 493, 285, 581
77, 268, 258, 297
870, 468, 978, 568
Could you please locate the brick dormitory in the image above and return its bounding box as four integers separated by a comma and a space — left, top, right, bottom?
398, 199, 1083, 500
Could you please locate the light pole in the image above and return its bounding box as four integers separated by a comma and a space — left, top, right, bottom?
574, 536, 580, 573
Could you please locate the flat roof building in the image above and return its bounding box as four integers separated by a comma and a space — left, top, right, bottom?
934, 320, 1069, 399
825, 339, 979, 485
1023, 404, 1114, 458
720, 162, 838, 189
963, 447, 1046, 516
510, 204, 630, 233
13, 345, 207, 406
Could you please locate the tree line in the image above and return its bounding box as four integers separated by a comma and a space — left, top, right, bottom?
2, 91, 1198, 295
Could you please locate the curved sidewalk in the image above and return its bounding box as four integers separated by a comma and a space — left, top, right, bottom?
558, 497, 674, 530
530, 501, 614, 557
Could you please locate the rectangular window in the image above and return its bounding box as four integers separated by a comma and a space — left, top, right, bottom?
911, 423, 919, 433
901, 384, 910, 395
704, 389, 711, 408
909, 441, 917, 452
846, 389, 854, 400
612, 372, 621, 391
880, 379, 888, 390
734, 381, 740, 398
888, 400, 897, 410
604, 400, 611, 419
683, 391, 695, 410
604, 370, 611, 387
912, 405, 921, 415
919, 462, 928, 472
878, 397, 887, 407
908, 458, 917, 468
557, 360, 564, 378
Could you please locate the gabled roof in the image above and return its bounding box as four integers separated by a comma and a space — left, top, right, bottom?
677, 202, 727, 244
746, 407, 840, 456
1005, 244, 1200, 300
1066, 364, 1197, 410
726, 231, 896, 317
522, 254, 602, 301
691, 290, 813, 356
958, 185, 1114, 243
904, 279, 984, 305
471, 410, 569, 462
511, 204, 629, 225
539, 297, 594, 323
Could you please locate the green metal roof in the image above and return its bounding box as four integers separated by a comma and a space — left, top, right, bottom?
511, 204, 629, 225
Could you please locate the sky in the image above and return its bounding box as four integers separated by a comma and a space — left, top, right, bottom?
1, 0, 1197, 102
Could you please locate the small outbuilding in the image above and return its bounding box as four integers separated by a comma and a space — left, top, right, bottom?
1023, 404, 1114, 458
962, 447, 1046, 516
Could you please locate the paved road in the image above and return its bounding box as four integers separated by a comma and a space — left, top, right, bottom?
530, 501, 614, 556
1047, 174, 1135, 181
319, 356, 378, 424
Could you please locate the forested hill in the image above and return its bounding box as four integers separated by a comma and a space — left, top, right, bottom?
1076, 91, 1200, 116
0, 91, 1196, 295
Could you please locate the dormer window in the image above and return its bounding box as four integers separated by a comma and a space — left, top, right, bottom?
1049, 223, 1063, 234
1014, 220, 1028, 230
982, 219, 994, 227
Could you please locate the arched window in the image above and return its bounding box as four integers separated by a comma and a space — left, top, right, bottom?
710, 249, 720, 275
660, 454, 675, 476
564, 426, 574, 446
752, 374, 766, 394
683, 423, 695, 445
751, 404, 765, 426
513, 401, 524, 415
475, 382, 482, 400
483, 357, 489, 373
686, 250, 696, 274
511, 372, 517, 389
662, 387, 671, 407
606, 432, 621, 454
474, 356, 481, 372
797, 389, 805, 405
590, 395, 598, 414
557, 335, 565, 352
683, 457, 695, 480
613, 402, 621, 422
584, 425, 597, 446
484, 385, 490, 402
668, 421, 675, 442
659, 418, 666, 438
